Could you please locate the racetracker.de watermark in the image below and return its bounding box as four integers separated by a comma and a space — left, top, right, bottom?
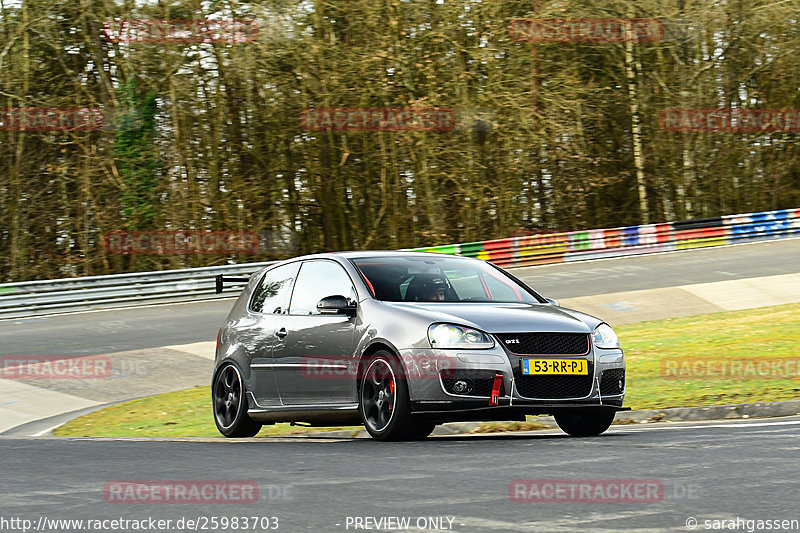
103, 19, 258, 43
661, 358, 800, 379
0, 108, 104, 131
104, 481, 259, 504
301, 108, 456, 132
0, 355, 112, 379
103, 230, 259, 255
660, 108, 800, 133
509, 18, 664, 42
300, 355, 463, 380
510, 479, 665, 503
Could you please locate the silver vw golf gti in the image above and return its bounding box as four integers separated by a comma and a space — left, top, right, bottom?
213, 251, 627, 440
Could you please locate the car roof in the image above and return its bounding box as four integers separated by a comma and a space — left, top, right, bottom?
284, 250, 481, 261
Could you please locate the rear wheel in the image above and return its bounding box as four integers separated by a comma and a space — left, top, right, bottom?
554, 408, 616, 437
359, 351, 415, 441
213, 363, 262, 438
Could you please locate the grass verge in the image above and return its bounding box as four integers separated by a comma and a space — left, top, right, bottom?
620, 302, 800, 410
55, 303, 800, 437
54, 386, 356, 438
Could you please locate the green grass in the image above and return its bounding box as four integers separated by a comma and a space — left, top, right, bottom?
54, 386, 358, 438
474, 420, 554, 433
618, 303, 800, 410
55, 303, 800, 437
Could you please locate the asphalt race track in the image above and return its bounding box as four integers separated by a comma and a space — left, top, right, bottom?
1, 238, 798, 356
1, 417, 799, 532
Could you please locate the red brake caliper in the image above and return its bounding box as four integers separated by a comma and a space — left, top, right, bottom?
388, 379, 394, 410
490, 373, 503, 407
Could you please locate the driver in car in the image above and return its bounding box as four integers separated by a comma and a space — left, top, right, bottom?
422, 278, 448, 301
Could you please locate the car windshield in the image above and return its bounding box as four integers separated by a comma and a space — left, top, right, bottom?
350, 256, 542, 304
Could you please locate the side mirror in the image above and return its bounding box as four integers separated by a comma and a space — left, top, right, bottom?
545, 297, 559, 307
317, 295, 357, 316
215, 274, 250, 294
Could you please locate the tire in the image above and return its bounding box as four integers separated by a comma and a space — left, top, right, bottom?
213, 363, 262, 438
554, 408, 616, 437
359, 351, 415, 441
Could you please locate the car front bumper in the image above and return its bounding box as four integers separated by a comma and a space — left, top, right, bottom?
399, 346, 626, 417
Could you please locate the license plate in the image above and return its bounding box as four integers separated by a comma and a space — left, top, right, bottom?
521, 359, 588, 375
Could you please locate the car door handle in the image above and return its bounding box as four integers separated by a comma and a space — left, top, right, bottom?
276, 328, 288, 339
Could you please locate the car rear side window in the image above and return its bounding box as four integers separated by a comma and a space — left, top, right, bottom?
289, 261, 356, 315
250, 262, 300, 314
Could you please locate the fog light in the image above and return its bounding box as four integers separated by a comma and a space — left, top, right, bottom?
618, 379, 624, 391
453, 380, 473, 394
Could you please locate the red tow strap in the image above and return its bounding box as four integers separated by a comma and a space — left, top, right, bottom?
490, 373, 503, 406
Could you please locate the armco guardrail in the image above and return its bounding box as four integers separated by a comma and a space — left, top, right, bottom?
412, 207, 800, 267
0, 208, 797, 319
0, 262, 274, 319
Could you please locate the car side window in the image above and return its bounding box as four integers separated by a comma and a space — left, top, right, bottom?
289, 261, 356, 315
250, 263, 300, 314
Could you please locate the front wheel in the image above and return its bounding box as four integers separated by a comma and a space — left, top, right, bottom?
554, 408, 616, 437
213, 363, 262, 438
359, 351, 415, 441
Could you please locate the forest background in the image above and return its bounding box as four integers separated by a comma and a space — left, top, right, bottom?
1, 0, 798, 281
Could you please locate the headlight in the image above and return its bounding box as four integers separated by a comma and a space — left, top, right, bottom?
592, 323, 620, 349
428, 324, 495, 349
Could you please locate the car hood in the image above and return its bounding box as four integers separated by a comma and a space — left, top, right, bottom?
382, 302, 597, 333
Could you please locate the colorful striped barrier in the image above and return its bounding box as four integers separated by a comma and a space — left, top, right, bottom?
410, 208, 800, 267
3, 208, 796, 319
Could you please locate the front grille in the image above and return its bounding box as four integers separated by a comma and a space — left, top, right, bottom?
441, 370, 504, 397
512, 362, 594, 399
495, 333, 589, 355
600, 369, 625, 396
